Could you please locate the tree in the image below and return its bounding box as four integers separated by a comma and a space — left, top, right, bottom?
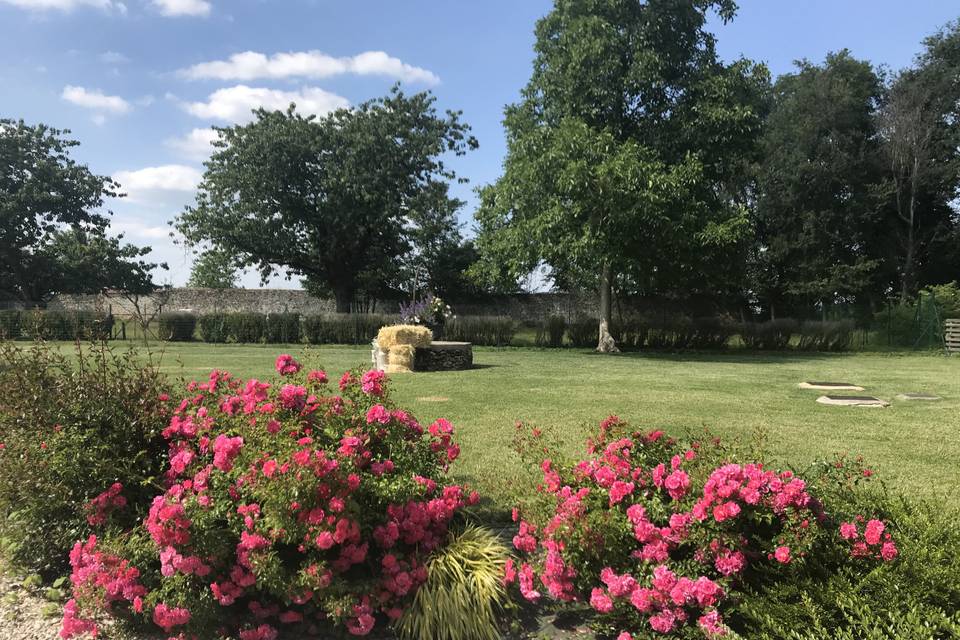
0, 119, 163, 304
175, 88, 477, 312
187, 248, 240, 289
877, 21, 960, 301
751, 51, 886, 318
471, 0, 767, 351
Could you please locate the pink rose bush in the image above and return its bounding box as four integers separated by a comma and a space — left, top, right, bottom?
507, 417, 900, 638
62, 355, 476, 639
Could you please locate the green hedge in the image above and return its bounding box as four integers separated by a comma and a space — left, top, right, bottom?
157, 313, 197, 342
0, 310, 20, 339
535, 315, 567, 347
15, 310, 113, 341
264, 312, 301, 344
445, 316, 517, 346
302, 313, 395, 345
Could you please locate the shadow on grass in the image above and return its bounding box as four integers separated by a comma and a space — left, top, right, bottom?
595, 349, 846, 365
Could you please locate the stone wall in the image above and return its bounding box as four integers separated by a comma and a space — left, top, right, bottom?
47, 288, 722, 322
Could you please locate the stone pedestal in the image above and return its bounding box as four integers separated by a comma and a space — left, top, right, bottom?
372, 340, 473, 372
414, 341, 473, 371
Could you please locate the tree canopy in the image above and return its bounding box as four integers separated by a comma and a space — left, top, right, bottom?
0, 119, 164, 304
471, 0, 768, 350
175, 87, 477, 312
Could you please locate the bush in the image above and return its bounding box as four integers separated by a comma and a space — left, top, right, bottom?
0, 342, 170, 576
61, 355, 479, 639
740, 318, 798, 350
613, 316, 649, 350
19, 310, 113, 341
264, 312, 301, 344
197, 313, 228, 343
303, 313, 395, 345
796, 320, 855, 352
535, 316, 567, 348
567, 317, 596, 348
157, 313, 197, 342
224, 312, 266, 343
506, 418, 958, 639
445, 316, 517, 346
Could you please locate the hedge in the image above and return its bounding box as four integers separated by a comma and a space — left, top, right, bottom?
157, 313, 197, 342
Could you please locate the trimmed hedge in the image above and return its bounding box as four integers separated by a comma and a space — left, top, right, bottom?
16, 310, 113, 341
197, 313, 229, 343
264, 312, 301, 344
536, 315, 567, 348
445, 315, 517, 346
0, 310, 20, 339
302, 313, 395, 345
157, 313, 197, 342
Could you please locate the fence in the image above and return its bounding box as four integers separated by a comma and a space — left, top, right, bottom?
947, 319, 960, 354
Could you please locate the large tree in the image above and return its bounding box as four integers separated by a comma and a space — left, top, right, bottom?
751, 51, 886, 318
877, 21, 960, 301
176, 88, 477, 312
0, 119, 163, 304
471, 0, 768, 351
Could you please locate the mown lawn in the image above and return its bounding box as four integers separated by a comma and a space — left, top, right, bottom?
62, 342, 960, 510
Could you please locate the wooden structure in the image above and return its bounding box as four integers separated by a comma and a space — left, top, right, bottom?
947, 318, 960, 354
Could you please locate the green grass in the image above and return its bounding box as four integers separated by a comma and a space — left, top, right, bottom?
52, 342, 960, 510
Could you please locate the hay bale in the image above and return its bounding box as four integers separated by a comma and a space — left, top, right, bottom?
376, 324, 433, 350
386, 344, 416, 373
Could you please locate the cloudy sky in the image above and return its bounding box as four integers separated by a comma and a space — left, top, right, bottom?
2, 0, 957, 288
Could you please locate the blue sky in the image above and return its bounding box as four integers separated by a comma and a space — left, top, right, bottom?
2, 0, 957, 287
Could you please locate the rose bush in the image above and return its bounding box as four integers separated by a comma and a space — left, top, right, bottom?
62, 355, 478, 639
505, 417, 924, 639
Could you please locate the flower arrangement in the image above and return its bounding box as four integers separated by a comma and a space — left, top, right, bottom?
61, 354, 477, 639
507, 417, 899, 639
399, 295, 454, 327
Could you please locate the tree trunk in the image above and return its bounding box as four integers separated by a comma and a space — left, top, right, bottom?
900, 160, 919, 303
596, 263, 619, 353
334, 287, 354, 313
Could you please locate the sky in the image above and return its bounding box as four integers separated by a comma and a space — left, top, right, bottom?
2, 0, 958, 288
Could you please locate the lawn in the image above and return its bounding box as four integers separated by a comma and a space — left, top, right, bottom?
70, 342, 960, 511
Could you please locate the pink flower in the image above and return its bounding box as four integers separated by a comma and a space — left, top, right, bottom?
839, 522, 858, 540
278, 384, 307, 411
608, 480, 634, 505
864, 519, 885, 545
880, 541, 898, 561
773, 545, 791, 564
698, 610, 727, 637
360, 370, 386, 396
590, 587, 614, 613
518, 563, 540, 601
366, 404, 391, 424
274, 354, 302, 376
212, 434, 244, 472
152, 603, 191, 632
307, 369, 328, 384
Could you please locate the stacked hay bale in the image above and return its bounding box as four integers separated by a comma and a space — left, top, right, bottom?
375, 325, 433, 373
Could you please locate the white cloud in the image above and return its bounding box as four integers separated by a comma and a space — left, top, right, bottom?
61, 85, 131, 118
0, 0, 122, 10
110, 218, 170, 240
179, 50, 440, 85
182, 85, 349, 123
99, 50, 129, 64
113, 164, 202, 200
165, 127, 218, 160
150, 0, 209, 17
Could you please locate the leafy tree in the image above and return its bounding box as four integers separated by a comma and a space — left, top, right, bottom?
187, 247, 240, 289
751, 51, 886, 318
175, 88, 477, 312
0, 119, 163, 304
471, 0, 768, 351
878, 21, 960, 301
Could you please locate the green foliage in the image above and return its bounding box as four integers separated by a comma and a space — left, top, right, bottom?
535, 315, 566, 348
263, 312, 301, 344
740, 319, 799, 350
19, 310, 113, 341
223, 312, 266, 343
197, 313, 228, 343
0, 120, 164, 303
186, 248, 239, 289
566, 317, 597, 348
444, 316, 516, 346
795, 320, 855, 351
0, 310, 21, 339
0, 341, 169, 576
157, 313, 196, 342
397, 524, 510, 640
175, 88, 476, 311
302, 313, 395, 345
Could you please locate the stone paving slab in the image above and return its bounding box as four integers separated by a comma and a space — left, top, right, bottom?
816, 395, 889, 407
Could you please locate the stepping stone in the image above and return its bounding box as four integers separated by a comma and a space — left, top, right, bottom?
799, 381, 865, 391
816, 395, 889, 408
895, 393, 942, 402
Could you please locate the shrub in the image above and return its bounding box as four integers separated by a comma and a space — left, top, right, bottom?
536, 316, 567, 348
224, 312, 266, 343
61, 355, 479, 639
613, 317, 649, 350
157, 313, 197, 342
567, 317, 597, 348
739, 318, 798, 350
18, 310, 112, 341
264, 312, 301, 344
396, 524, 510, 640
303, 314, 395, 345
796, 320, 855, 352
198, 313, 229, 343
506, 418, 957, 639
0, 341, 170, 576
445, 316, 517, 346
